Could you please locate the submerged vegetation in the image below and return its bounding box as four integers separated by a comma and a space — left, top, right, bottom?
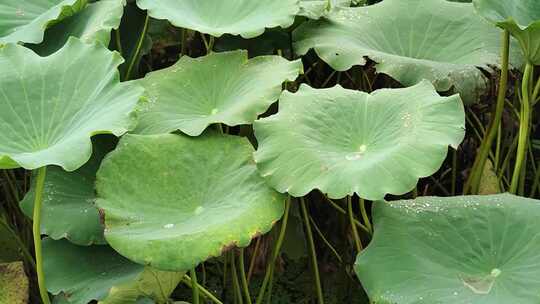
1, 0, 540, 303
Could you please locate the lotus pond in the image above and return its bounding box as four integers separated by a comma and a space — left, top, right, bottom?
1, 0, 540, 303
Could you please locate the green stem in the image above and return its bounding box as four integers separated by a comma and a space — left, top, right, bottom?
533, 76, 540, 104
182, 274, 224, 304
231, 253, 243, 304
0, 217, 35, 269
33, 167, 50, 304
300, 197, 324, 304
309, 216, 342, 263
255, 196, 291, 304
124, 12, 149, 80
348, 196, 362, 253
322, 194, 370, 234
191, 268, 200, 304
238, 249, 252, 304
247, 237, 261, 283
510, 63, 533, 194
451, 149, 457, 195
359, 199, 372, 233
464, 30, 510, 194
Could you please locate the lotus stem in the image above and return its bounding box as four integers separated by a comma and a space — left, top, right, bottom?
238, 249, 252, 304
247, 237, 261, 282
255, 196, 290, 304
182, 274, 224, 304
348, 196, 362, 253
533, 76, 540, 104
191, 268, 200, 304
359, 199, 372, 233
124, 12, 149, 80
510, 63, 533, 194
322, 194, 370, 234
300, 197, 324, 304
230, 253, 243, 304
464, 30, 510, 194
32, 166, 50, 304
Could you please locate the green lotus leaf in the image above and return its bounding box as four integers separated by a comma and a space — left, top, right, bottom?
0, 0, 86, 44
0, 37, 144, 171
253, 81, 465, 200
31, 0, 126, 56
96, 133, 286, 271
355, 193, 540, 304
134, 50, 302, 136
0, 262, 29, 304
19, 137, 116, 246
43, 238, 145, 304
99, 268, 183, 304
135, 0, 299, 38
298, 0, 351, 19
293, 0, 517, 104
474, 0, 540, 64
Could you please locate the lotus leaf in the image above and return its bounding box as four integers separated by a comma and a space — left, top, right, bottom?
474, 0, 540, 65
96, 133, 286, 271
135, 0, 299, 38
355, 193, 540, 304
253, 81, 465, 200
0, 262, 29, 304
31, 0, 126, 56
20, 137, 116, 245
0, 0, 85, 44
135, 50, 302, 136
99, 268, 183, 304
43, 238, 145, 304
299, 0, 351, 19
293, 0, 517, 104
0, 37, 143, 171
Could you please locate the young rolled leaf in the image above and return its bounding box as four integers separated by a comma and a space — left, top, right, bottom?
0, 262, 29, 304
96, 133, 286, 271
134, 50, 302, 136
135, 0, 299, 38
254, 81, 465, 200
43, 238, 146, 304
293, 0, 519, 104
0, 0, 85, 44
30, 0, 126, 56
474, 0, 540, 64
355, 194, 540, 304
19, 137, 116, 246
0, 37, 143, 171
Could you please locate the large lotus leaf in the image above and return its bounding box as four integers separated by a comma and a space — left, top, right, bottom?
253, 81, 465, 200
0, 262, 29, 304
19, 137, 116, 246
355, 194, 540, 304
43, 238, 145, 304
474, 0, 540, 65
134, 50, 302, 136
0, 37, 143, 171
0, 0, 85, 44
95, 133, 286, 271
31, 0, 126, 56
293, 0, 516, 104
299, 0, 351, 19
135, 0, 299, 38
